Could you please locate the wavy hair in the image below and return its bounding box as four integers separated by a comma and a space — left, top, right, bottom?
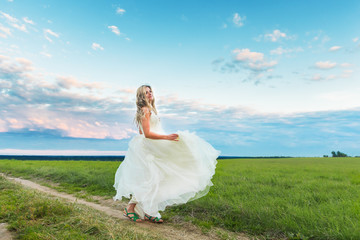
134, 85, 157, 127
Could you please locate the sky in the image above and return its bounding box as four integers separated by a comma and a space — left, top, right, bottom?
0, 0, 359, 157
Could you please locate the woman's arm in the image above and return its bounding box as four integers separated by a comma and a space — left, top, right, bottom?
141, 107, 178, 141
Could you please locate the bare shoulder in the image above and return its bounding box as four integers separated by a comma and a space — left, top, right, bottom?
141, 107, 151, 115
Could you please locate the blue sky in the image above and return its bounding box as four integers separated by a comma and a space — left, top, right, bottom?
0, 0, 359, 156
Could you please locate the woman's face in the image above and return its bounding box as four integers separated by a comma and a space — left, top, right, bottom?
145, 87, 153, 102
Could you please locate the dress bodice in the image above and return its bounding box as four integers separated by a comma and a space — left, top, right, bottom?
149, 112, 165, 134
139, 111, 165, 135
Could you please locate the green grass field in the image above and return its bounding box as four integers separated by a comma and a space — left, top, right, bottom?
1, 157, 359, 239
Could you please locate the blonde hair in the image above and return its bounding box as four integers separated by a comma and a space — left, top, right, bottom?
135, 85, 157, 127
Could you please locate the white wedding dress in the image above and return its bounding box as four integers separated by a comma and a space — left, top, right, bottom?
113, 111, 220, 217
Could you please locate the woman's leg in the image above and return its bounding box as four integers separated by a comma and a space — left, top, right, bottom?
126, 196, 163, 223
125, 196, 145, 220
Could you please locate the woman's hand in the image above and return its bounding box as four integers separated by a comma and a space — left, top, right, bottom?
167, 134, 179, 141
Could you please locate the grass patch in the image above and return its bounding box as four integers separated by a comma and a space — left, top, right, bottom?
0, 175, 164, 240
164, 158, 360, 239
0, 160, 118, 197
1, 158, 360, 239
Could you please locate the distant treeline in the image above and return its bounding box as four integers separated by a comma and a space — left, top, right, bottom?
0, 155, 292, 161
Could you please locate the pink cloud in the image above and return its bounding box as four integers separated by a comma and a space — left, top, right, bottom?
0, 54, 137, 140
56, 76, 103, 90
233, 48, 263, 62
0, 24, 11, 38
248, 60, 277, 70
329, 46, 342, 51
315, 61, 337, 69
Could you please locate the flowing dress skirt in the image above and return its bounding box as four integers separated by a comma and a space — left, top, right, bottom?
113, 130, 220, 217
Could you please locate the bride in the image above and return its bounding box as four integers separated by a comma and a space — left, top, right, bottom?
113, 85, 220, 223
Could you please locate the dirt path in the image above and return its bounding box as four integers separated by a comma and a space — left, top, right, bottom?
0, 223, 13, 240
1, 173, 249, 240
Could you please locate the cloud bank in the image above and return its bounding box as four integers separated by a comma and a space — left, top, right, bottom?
0, 55, 134, 140
212, 48, 278, 84
1, 54, 359, 156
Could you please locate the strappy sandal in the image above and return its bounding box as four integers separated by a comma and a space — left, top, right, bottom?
144, 214, 163, 223
123, 208, 141, 222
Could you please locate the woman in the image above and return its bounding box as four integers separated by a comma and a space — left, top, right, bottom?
113, 85, 220, 223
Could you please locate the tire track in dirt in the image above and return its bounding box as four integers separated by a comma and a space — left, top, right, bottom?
1, 173, 249, 240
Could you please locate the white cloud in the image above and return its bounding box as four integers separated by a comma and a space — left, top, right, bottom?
342, 72, 352, 79
233, 48, 263, 62
270, 46, 303, 55
1, 11, 17, 22
23, 17, 35, 25
326, 74, 336, 80
1, 11, 27, 32
329, 46, 342, 51
233, 13, 245, 27
0, 24, 11, 38
44, 28, 59, 42
40, 52, 52, 58
119, 88, 136, 94
343, 69, 353, 74
16, 58, 33, 71
0, 56, 33, 77
45, 29, 59, 37
311, 70, 352, 81
12, 23, 26, 32
116, 7, 126, 15
270, 47, 286, 55
214, 48, 278, 77
353, 37, 359, 43
248, 60, 277, 70
265, 29, 287, 42
56, 76, 103, 90
311, 74, 323, 81
229, 48, 278, 82
0, 54, 10, 60
92, 43, 104, 51
340, 63, 352, 68
108, 25, 120, 35
315, 61, 337, 69
306, 31, 331, 49
313, 34, 330, 43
